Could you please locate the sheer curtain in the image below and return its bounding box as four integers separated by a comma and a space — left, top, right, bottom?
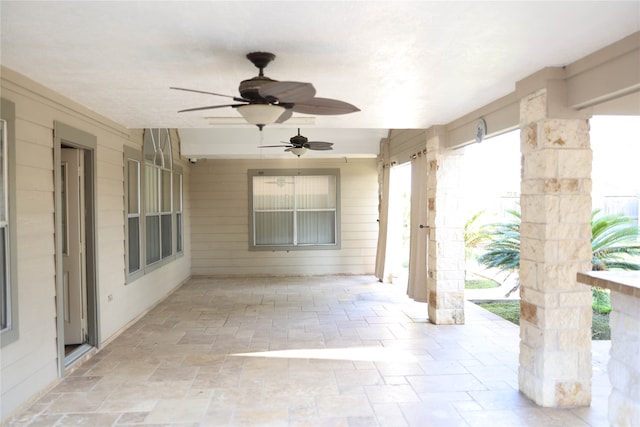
407, 151, 429, 302
375, 162, 390, 282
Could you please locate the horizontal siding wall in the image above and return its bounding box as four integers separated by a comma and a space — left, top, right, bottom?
190, 158, 378, 276
0, 68, 191, 423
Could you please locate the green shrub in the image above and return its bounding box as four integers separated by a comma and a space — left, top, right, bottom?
592, 287, 612, 315
592, 312, 611, 340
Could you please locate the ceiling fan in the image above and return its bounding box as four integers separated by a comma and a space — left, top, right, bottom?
261, 128, 333, 157
171, 52, 360, 129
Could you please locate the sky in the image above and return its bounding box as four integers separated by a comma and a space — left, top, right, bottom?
591, 115, 640, 197
460, 115, 640, 219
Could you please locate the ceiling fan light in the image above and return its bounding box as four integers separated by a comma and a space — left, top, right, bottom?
290, 147, 307, 157
237, 104, 285, 127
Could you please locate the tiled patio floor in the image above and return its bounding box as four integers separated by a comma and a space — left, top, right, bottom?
10, 275, 611, 426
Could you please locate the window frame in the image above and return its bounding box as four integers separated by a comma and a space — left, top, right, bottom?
124, 146, 143, 282
143, 129, 173, 268
248, 168, 341, 251
174, 169, 184, 255
1, 98, 18, 346
124, 129, 181, 283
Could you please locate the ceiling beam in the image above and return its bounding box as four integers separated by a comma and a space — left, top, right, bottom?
565, 31, 640, 111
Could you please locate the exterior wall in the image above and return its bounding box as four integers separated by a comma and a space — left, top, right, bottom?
0, 68, 191, 423
190, 158, 378, 276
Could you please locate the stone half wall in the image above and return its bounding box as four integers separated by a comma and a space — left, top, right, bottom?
608, 290, 640, 427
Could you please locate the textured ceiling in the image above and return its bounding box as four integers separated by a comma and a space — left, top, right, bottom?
1, 1, 639, 158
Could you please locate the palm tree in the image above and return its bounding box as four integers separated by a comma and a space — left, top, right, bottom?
464, 210, 486, 260
474, 208, 640, 296
591, 209, 640, 270
476, 209, 521, 274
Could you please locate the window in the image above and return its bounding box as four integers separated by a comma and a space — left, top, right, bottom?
1, 98, 17, 345
125, 129, 181, 281
0, 119, 8, 330
144, 129, 173, 266
174, 171, 183, 254
249, 169, 340, 250
125, 148, 142, 277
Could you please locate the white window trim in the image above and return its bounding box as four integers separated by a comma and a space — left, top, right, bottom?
1, 98, 18, 346
174, 169, 184, 256
124, 146, 143, 283
125, 129, 183, 283
144, 129, 173, 269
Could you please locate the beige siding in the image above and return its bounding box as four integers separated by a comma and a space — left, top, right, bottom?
190, 158, 378, 276
0, 67, 191, 423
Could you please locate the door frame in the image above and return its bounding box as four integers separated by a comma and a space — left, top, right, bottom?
53, 122, 99, 375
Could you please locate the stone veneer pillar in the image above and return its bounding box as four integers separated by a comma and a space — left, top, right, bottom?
518, 88, 593, 407
426, 129, 465, 325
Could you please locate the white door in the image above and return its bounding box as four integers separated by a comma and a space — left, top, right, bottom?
61, 148, 87, 345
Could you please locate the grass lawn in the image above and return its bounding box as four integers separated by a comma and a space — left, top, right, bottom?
465, 279, 500, 289
475, 300, 611, 340
476, 301, 521, 325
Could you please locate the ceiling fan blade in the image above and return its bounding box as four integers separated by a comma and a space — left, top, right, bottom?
305, 142, 334, 151
276, 109, 293, 123
308, 146, 333, 151
178, 103, 246, 113
259, 144, 293, 148
292, 97, 360, 115
170, 87, 247, 102
259, 81, 316, 102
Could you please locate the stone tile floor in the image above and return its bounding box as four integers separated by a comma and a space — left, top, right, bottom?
10, 275, 611, 426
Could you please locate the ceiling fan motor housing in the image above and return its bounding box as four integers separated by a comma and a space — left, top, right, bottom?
289, 134, 308, 146
239, 52, 279, 102
239, 76, 277, 102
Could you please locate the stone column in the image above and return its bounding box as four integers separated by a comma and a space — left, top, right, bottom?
426, 129, 465, 325
518, 87, 593, 407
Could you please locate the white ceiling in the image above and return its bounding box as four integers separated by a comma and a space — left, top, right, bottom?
1, 1, 639, 158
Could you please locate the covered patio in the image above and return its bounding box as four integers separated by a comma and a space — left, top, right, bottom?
10, 275, 610, 427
